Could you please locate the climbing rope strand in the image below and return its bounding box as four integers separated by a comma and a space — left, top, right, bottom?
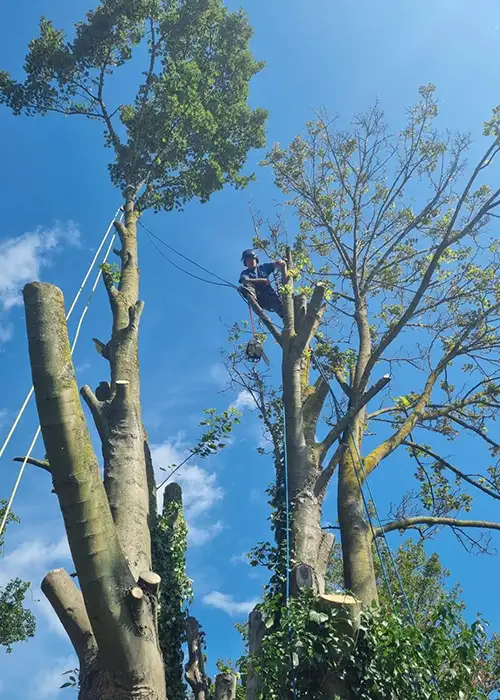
144, 227, 233, 288
66, 206, 122, 319
0, 208, 120, 468
139, 221, 237, 288
282, 405, 291, 603
0, 209, 122, 539
70, 211, 123, 353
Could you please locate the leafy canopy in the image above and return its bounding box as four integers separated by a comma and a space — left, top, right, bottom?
0, 0, 267, 211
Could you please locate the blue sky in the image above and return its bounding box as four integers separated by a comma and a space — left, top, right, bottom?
1, 0, 500, 697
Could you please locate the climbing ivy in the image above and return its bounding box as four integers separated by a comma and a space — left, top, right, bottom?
251, 589, 496, 700
152, 496, 192, 700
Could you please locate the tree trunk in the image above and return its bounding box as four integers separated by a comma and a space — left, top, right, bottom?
282, 353, 333, 594
337, 435, 378, 605
185, 616, 210, 700
24, 201, 166, 698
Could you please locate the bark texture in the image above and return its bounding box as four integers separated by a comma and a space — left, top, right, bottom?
24, 201, 166, 699
185, 616, 210, 700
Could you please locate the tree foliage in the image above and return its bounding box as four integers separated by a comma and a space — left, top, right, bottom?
0, 0, 267, 211
0, 501, 36, 653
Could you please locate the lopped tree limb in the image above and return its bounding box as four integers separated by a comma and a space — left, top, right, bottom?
374, 516, 500, 539
41, 568, 97, 663
302, 374, 330, 443
80, 385, 108, 439
292, 284, 326, 358
13, 456, 50, 472
403, 441, 500, 501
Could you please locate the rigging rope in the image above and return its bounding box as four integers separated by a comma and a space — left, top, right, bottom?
0, 209, 123, 539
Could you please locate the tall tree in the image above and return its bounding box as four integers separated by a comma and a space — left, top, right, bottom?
0, 501, 36, 653
0, 1, 265, 698
228, 86, 500, 695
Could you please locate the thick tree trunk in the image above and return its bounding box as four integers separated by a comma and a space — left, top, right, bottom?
338, 442, 378, 605
282, 353, 333, 593
24, 278, 165, 695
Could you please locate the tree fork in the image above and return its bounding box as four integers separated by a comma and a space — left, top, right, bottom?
24, 282, 165, 697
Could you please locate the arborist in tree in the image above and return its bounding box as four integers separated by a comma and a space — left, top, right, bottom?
239, 249, 286, 318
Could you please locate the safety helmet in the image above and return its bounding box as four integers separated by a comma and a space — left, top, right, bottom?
241, 249, 259, 263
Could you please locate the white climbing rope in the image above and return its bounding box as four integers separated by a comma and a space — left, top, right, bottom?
0, 208, 123, 538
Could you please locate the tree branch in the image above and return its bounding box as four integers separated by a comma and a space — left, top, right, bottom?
374, 516, 500, 538
80, 385, 108, 439
314, 443, 347, 497
403, 441, 500, 501
41, 568, 97, 663
319, 373, 391, 463
292, 284, 326, 358
13, 456, 50, 472
363, 370, 438, 476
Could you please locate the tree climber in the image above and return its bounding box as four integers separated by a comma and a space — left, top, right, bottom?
239, 249, 286, 318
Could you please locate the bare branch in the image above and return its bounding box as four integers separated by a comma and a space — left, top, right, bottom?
319, 374, 391, 463
314, 443, 347, 497
403, 441, 500, 501
374, 516, 500, 538
363, 370, 438, 476
80, 385, 108, 439
13, 456, 50, 472
292, 284, 326, 358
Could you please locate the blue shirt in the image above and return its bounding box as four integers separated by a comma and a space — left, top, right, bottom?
239, 262, 276, 285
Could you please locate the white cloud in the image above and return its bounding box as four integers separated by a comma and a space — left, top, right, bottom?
209, 362, 229, 388
32, 654, 77, 699
0, 323, 12, 344
151, 436, 224, 546
0, 222, 80, 310
202, 590, 259, 617
0, 536, 70, 587
231, 551, 250, 565
189, 521, 224, 547
0, 222, 81, 345
231, 390, 257, 411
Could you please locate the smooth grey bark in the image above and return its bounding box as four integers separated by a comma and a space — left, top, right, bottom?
24, 201, 166, 699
